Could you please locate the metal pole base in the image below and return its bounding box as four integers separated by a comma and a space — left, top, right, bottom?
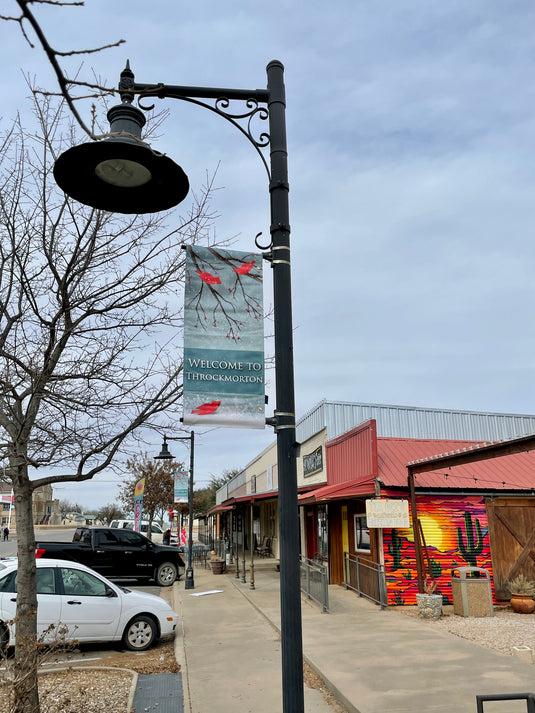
184, 567, 195, 590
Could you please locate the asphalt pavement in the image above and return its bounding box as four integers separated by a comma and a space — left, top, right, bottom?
173, 562, 535, 713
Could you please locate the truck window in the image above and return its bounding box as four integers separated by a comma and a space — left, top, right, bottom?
118, 530, 147, 547
98, 530, 120, 544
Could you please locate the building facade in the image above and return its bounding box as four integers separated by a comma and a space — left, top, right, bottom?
214, 400, 535, 603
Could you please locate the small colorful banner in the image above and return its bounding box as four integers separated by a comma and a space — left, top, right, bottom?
135, 478, 145, 497
183, 246, 265, 429
174, 470, 189, 503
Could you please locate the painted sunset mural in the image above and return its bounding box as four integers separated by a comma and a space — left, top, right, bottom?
383, 495, 493, 606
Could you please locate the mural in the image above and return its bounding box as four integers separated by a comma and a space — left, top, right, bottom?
383, 496, 492, 606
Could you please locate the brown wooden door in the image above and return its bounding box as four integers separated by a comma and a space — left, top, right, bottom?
486, 497, 535, 600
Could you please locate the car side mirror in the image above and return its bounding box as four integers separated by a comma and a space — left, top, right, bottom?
105, 586, 117, 598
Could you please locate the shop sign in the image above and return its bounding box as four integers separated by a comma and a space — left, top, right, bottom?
366, 499, 410, 528
303, 446, 323, 477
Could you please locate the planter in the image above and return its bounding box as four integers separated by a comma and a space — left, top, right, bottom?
510, 594, 535, 614
416, 593, 443, 620
211, 560, 225, 575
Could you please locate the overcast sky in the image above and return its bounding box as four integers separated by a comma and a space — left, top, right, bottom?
3, 1, 535, 510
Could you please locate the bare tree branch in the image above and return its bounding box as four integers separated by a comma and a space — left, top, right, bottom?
4, 1, 125, 137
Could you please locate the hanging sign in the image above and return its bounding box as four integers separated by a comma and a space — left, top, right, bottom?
174, 470, 189, 503
183, 246, 265, 429
366, 499, 410, 528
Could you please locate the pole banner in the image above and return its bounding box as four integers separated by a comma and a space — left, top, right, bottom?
135, 478, 145, 497
183, 245, 265, 428
174, 470, 189, 503
133, 495, 143, 532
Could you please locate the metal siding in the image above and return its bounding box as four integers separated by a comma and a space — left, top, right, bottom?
326, 422, 377, 485
296, 400, 535, 444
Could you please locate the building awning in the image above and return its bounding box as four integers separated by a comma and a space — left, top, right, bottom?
298, 476, 400, 503
207, 504, 234, 515
217, 491, 279, 508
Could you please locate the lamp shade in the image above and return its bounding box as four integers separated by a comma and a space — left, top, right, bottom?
154, 436, 174, 460
54, 140, 190, 214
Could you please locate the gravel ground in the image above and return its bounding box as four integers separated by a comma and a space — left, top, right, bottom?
0, 638, 178, 713
397, 605, 535, 657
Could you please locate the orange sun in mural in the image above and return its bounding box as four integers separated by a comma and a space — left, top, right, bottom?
400, 514, 444, 550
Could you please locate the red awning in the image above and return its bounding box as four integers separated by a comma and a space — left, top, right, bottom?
298, 476, 400, 503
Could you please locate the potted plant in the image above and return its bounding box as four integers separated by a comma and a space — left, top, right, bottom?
210, 556, 225, 575
505, 574, 535, 614
415, 579, 443, 619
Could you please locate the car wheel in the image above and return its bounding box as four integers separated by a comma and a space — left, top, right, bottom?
155, 561, 177, 586
123, 615, 157, 651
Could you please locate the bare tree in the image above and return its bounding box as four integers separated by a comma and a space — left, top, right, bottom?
0, 92, 219, 711
57, 499, 83, 519
95, 502, 124, 524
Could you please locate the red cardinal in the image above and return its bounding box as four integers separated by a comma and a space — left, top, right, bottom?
192, 400, 221, 415
233, 260, 255, 275
196, 270, 221, 284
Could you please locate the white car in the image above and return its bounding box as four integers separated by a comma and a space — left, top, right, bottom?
109, 520, 165, 544
0, 558, 178, 651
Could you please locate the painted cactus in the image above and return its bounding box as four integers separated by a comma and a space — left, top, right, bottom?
456, 511, 483, 567
388, 528, 404, 568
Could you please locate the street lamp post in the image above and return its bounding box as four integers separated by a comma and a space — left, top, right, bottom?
155, 432, 195, 591
54, 60, 304, 713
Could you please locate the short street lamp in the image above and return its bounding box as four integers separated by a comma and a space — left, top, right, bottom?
54, 60, 304, 713
155, 432, 195, 590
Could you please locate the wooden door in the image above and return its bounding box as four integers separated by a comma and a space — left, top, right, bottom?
486, 497, 535, 600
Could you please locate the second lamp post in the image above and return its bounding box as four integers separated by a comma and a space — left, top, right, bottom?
155, 432, 195, 590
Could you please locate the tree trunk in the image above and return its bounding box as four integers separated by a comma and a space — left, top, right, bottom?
11, 465, 39, 713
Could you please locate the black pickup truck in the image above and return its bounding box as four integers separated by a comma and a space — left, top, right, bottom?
35, 527, 185, 586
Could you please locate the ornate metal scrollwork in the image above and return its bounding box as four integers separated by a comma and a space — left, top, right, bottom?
135, 88, 271, 180
214, 97, 269, 149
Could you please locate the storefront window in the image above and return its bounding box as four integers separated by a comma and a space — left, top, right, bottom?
354, 513, 370, 551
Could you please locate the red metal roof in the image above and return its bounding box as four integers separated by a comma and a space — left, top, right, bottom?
377, 437, 535, 491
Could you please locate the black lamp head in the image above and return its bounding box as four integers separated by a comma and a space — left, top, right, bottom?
54, 101, 189, 214
155, 435, 174, 460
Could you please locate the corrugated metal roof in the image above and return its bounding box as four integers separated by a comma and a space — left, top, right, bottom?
377, 437, 535, 491
297, 399, 535, 444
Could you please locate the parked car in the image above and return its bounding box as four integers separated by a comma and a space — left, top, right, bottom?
109, 519, 164, 543
35, 527, 186, 586
0, 558, 178, 651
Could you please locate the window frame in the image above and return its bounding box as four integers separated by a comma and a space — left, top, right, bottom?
354, 512, 370, 553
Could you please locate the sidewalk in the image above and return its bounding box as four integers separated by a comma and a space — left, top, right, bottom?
173, 564, 535, 713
